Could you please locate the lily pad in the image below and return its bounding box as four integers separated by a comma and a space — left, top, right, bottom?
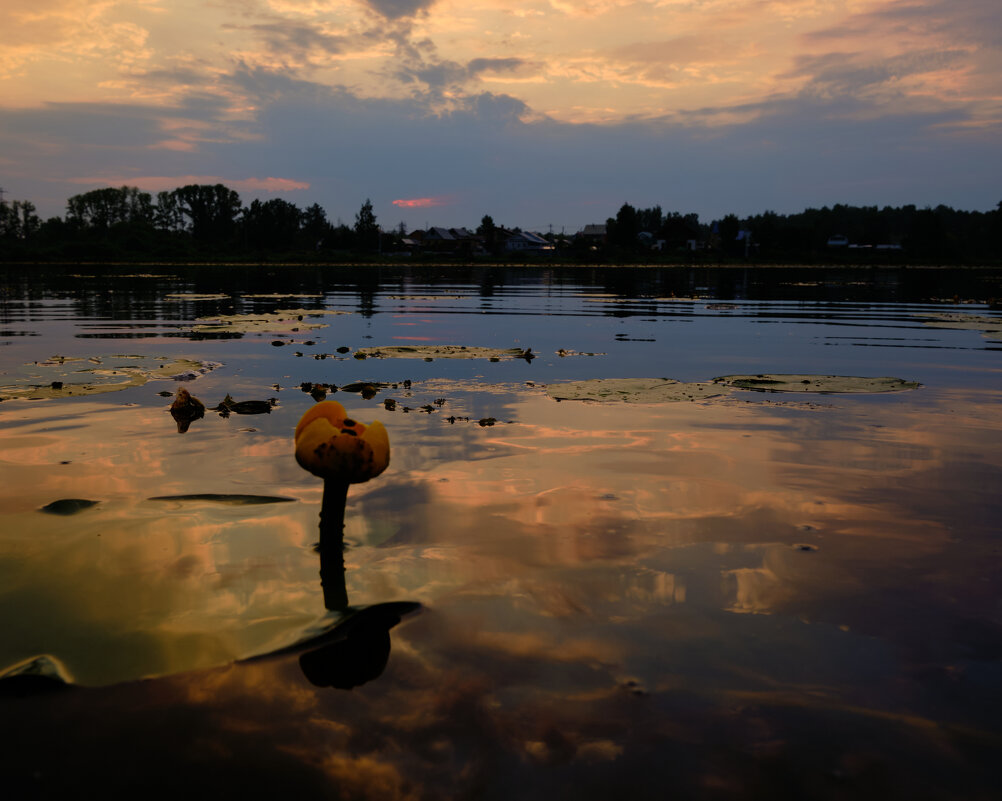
384, 295, 467, 301
354, 345, 527, 360
39, 499, 100, 515
192, 309, 348, 335
147, 494, 296, 505
920, 313, 1002, 341
714, 374, 921, 393
211, 394, 275, 415
243, 293, 323, 299
0, 655, 74, 693
0, 356, 218, 401
546, 378, 731, 403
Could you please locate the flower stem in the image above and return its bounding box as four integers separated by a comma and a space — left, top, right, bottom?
318, 480, 349, 611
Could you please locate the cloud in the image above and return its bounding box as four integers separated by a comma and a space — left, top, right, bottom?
64, 175, 310, 193
364, 0, 439, 20
392, 196, 452, 208
782, 48, 970, 98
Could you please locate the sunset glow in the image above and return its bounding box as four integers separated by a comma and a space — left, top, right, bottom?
392, 197, 452, 209
0, 0, 998, 227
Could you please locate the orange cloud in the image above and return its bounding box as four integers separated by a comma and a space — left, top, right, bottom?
392, 196, 451, 208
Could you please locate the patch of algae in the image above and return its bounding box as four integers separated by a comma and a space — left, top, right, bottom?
354, 345, 526, 360
192, 309, 348, 334
713, 374, 921, 393
546, 373, 921, 403
0, 355, 216, 401
919, 313, 1002, 341
546, 378, 731, 403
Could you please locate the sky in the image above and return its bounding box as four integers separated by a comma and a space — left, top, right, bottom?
1, 0, 1000, 232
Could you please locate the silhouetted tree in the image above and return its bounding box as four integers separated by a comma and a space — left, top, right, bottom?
154, 191, 184, 233
241, 198, 302, 251
300, 203, 333, 250
477, 214, 499, 253
607, 203, 640, 250
66, 186, 153, 230
0, 199, 40, 240
172, 183, 242, 245
354, 199, 379, 251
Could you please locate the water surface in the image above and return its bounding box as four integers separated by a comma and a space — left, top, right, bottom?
1, 265, 1001, 798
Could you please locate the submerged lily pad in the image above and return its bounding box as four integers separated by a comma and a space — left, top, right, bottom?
354, 345, 526, 360
39, 498, 100, 515
920, 313, 1002, 341
192, 309, 348, 335
714, 374, 921, 393
147, 494, 296, 505
0, 356, 217, 401
546, 378, 731, 403
0, 654, 74, 693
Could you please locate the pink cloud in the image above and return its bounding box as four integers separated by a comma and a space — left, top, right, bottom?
392, 196, 451, 208
66, 175, 310, 192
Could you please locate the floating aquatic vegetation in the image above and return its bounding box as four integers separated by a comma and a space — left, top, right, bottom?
546, 378, 730, 403
192, 309, 348, 335
546, 374, 921, 403
384, 295, 467, 301
211, 394, 276, 415
713, 374, 921, 393
147, 494, 296, 505
919, 313, 1002, 341
556, 349, 606, 357
353, 345, 528, 360
0, 355, 218, 401
39, 499, 100, 515
339, 381, 395, 399
243, 293, 323, 299
0, 654, 74, 692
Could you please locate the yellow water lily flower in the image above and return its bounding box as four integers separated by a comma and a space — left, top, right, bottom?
294, 401, 389, 483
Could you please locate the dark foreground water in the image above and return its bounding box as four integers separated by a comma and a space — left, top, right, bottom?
1, 264, 1001, 799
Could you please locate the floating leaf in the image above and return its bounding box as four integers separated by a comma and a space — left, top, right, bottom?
354, 345, 525, 360
546, 378, 730, 403
147, 494, 296, 505
0, 356, 217, 401
714, 374, 921, 393
192, 309, 348, 335
39, 499, 100, 515
920, 313, 1002, 341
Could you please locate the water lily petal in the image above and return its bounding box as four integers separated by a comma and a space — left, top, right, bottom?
295, 400, 349, 441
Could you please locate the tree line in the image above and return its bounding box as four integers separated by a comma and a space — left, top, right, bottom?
1, 182, 1000, 263
0, 184, 383, 261
604, 201, 1002, 264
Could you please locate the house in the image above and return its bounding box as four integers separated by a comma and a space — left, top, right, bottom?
413, 227, 483, 255
501, 230, 554, 253
576, 224, 607, 244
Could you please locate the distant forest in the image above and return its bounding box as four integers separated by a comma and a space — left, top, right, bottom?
0, 183, 999, 264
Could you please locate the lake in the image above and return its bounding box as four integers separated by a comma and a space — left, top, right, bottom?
1, 263, 1001, 799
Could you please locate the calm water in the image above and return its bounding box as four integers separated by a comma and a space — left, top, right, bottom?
2, 264, 1001, 798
